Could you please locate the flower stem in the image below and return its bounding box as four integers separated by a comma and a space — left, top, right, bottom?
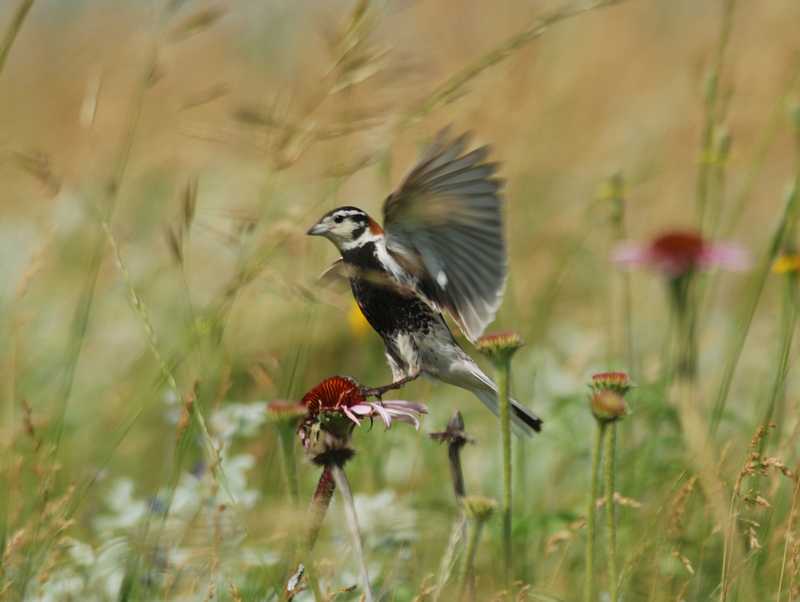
585, 421, 606, 602
671, 276, 696, 381
604, 422, 618, 602
457, 516, 487, 601
444, 410, 470, 551
284, 467, 333, 601
495, 360, 514, 593
330, 462, 374, 602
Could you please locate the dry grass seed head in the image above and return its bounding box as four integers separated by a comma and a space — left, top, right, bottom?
741, 492, 773, 510
613, 492, 642, 508
734, 452, 762, 497
748, 525, 763, 552
176, 383, 198, 441
322, 583, 358, 601
227, 577, 242, 602
202, 566, 218, 602
669, 551, 695, 575
545, 530, 572, 557
20, 396, 41, 452
410, 574, 435, 602
668, 475, 698, 535
749, 423, 777, 450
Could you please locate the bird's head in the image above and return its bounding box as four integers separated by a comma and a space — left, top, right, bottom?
307, 206, 383, 252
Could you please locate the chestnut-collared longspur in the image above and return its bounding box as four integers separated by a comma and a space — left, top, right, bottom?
308, 129, 542, 436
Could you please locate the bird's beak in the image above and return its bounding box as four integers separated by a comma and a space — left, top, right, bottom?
307, 221, 330, 236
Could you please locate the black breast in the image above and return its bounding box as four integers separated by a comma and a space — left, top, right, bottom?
341, 243, 441, 338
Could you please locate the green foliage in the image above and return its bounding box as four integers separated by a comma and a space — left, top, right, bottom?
2, 0, 800, 600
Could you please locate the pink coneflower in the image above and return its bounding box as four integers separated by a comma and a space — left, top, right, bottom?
298, 376, 428, 450
589, 372, 634, 397
612, 231, 750, 280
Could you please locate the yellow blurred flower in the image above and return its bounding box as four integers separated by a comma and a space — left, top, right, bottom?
347, 298, 371, 338
772, 254, 800, 274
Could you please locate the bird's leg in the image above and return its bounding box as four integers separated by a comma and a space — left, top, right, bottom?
357, 373, 421, 400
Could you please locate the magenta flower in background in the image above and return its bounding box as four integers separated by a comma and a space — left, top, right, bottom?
612, 231, 751, 280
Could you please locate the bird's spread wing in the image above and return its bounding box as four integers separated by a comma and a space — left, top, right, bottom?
382, 128, 506, 342
317, 257, 413, 293
316, 258, 348, 288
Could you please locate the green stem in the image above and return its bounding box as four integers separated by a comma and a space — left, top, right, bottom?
669, 272, 698, 383
0, 0, 35, 76
748, 271, 798, 525
330, 462, 374, 602
608, 172, 635, 373
457, 518, 487, 602
604, 422, 619, 602
711, 184, 800, 432
586, 421, 606, 602
285, 467, 332, 601
284, 468, 336, 601
695, 0, 735, 230
496, 360, 513, 593
278, 429, 300, 506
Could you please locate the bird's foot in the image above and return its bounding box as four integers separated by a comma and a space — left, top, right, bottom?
355, 374, 420, 400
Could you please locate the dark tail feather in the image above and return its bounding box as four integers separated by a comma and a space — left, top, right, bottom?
511, 400, 543, 433
471, 387, 543, 438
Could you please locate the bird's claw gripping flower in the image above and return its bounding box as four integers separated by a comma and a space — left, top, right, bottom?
298, 376, 428, 451
589, 372, 634, 397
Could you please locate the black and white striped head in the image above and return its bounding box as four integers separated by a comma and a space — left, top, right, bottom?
307, 206, 384, 252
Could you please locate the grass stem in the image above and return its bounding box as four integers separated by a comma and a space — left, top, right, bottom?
711, 184, 800, 431
496, 360, 514, 593
604, 422, 619, 602
330, 462, 374, 602
0, 0, 35, 76
586, 421, 606, 602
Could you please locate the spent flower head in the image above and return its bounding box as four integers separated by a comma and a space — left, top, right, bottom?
612, 231, 750, 280
461, 495, 498, 523
475, 331, 524, 365
589, 390, 627, 423
589, 372, 634, 397
298, 376, 428, 451
428, 410, 478, 448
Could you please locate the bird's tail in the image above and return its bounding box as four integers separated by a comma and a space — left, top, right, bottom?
439, 357, 543, 437
436, 353, 542, 438
470, 387, 543, 438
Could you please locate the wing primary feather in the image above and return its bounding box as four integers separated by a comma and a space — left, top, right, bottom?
381, 128, 507, 342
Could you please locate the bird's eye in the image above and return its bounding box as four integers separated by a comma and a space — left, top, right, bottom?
334, 215, 345, 224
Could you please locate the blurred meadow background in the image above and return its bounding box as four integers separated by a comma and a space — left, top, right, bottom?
3, 0, 800, 599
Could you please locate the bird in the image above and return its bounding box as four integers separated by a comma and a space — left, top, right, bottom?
307, 128, 542, 436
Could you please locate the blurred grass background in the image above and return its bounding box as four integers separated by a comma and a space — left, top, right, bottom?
2, 0, 800, 600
